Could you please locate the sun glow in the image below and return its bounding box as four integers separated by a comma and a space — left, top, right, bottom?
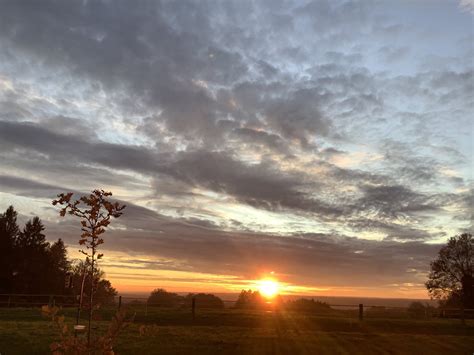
258, 279, 280, 298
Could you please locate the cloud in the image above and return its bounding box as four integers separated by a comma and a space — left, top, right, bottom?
0, 118, 467, 239
356, 184, 438, 219
459, 0, 474, 14
0, 0, 471, 294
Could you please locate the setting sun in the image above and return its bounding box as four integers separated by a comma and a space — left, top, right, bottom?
258, 279, 280, 298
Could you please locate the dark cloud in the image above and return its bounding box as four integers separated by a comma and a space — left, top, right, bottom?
90, 226, 442, 287
0, 118, 465, 238
0, 174, 70, 199
0, 120, 158, 174
356, 184, 438, 219
36, 189, 441, 287
231, 127, 290, 154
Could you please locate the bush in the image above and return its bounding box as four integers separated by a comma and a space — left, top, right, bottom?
284, 298, 334, 313
185, 293, 224, 309
147, 288, 182, 307
407, 302, 435, 318
235, 290, 266, 309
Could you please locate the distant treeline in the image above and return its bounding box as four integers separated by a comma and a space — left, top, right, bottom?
146, 289, 337, 313
234, 290, 335, 313
146, 288, 226, 308
0, 206, 116, 305
145, 289, 451, 319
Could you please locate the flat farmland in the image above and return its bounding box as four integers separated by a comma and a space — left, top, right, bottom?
0, 307, 473, 354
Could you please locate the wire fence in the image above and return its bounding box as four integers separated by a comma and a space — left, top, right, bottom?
1, 293, 473, 321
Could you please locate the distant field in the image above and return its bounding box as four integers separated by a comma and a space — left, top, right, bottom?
0, 307, 473, 354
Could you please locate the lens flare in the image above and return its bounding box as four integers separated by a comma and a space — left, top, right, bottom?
258, 279, 279, 298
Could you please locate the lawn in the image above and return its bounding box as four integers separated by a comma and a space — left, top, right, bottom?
0, 307, 473, 354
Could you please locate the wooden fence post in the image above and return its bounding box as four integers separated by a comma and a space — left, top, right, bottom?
359, 304, 364, 321
192, 297, 196, 320
145, 300, 148, 318
7, 295, 11, 308
118, 295, 122, 310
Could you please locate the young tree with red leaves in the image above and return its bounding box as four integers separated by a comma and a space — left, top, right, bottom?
52, 190, 125, 346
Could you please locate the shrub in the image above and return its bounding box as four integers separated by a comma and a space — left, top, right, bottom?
284, 298, 334, 313
407, 302, 435, 318
185, 293, 224, 309
234, 290, 266, 309
147, 288, 182, 307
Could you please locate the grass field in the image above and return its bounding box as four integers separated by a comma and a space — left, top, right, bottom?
0, 307, 473, 354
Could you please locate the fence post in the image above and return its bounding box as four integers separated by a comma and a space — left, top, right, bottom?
118, 295, 122, 310
145, 299, 148, 318
7, 295, 11, 308
359, 304, 364, 321
192, 297, 196, 320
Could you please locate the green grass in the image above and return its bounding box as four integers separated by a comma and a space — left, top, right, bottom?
0, 307, 473, 354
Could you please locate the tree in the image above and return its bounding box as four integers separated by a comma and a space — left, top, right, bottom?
71, 260, 117, 307
15, 216, 50, 293
48, 239, 71, 294
147, 289, 182, 307
234, 290, 266, 309
426, 233, 474, 309
52, 190, 125, 345
95, 279, 118, 306
16, 216, 48, 249
185, 293, 224, 309
0, 206, 74, 295
0, 206, 19, 292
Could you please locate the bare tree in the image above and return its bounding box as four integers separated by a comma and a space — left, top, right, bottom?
53, 190, 125, 346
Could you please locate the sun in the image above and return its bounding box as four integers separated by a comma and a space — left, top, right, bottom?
258, 279, 279, 298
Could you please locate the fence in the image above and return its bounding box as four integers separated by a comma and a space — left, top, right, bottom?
1, 294, 473, 321
0, 293, 77, 307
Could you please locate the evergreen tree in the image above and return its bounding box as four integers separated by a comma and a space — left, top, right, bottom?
16, 216, 48, 249
48, 239, 71, 294
0, 206, 19, 292
0, 205, 117, 302
15, 216, 50, 293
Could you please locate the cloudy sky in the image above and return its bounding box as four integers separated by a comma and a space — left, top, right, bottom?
0, 0, 472, 298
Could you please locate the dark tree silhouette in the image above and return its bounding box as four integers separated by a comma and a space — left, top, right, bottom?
0, 206, 19, 292
426, 233, 474, 308
235, 290, 266, 309
17, 216, 47, 248
147, 288, 182, 307
15, 216, 50, 293
71, 260, 117, 307
185, 293, 224, 309
0, 205, 118, 308
0, 206, 68, 294
48, 239, 71, 294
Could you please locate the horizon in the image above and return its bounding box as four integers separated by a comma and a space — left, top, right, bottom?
118, 290, 435, 302
0, 0, 473, 300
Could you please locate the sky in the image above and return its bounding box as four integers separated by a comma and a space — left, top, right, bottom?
0, 0, 472, 298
